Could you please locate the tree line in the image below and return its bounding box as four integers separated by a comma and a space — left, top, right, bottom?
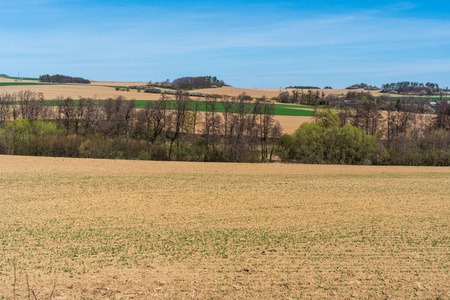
276, 101, 449, 166
277, 89, 326, 105
147, 76, 226, 90
39, 74, 91, 84
273, 89, 449, 165
346, 83, 380, 90
381, 81, 441, 95
0, 91, 280, 162
325, 96, 449, 165
285, 85, 320, 89
0, 90, 448, 166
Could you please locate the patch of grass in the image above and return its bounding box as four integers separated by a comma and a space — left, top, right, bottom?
0, 82, 54, 87
274, 104, 316, 116
106, 85, 128, 89
0, 75, 39, 81
136, 100, 316, 117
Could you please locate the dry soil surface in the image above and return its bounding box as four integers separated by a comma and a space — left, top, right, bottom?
0, 156, 449, 299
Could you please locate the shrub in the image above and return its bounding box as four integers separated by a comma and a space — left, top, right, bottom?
204, 148, 225, 162
138, 150, 150, 160
143, 87, 162, 94
150, 144, 167, 161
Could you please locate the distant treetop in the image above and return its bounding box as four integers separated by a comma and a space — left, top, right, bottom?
381, 81, 441, 95
39, 74, 90, 84
147, 76, 227, 90
346, 83, 379, 90
286, 85, 320, 89
171, 76, 227, 90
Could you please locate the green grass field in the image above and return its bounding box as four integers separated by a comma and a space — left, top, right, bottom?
274, 104, 316, 116
32, 99, 316, 117
0, 75, 39, 81
106, 85, 129, 89
0, 82, 54, 87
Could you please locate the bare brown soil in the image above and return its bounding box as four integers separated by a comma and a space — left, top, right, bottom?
90, 81, 149, 86
0, 79, 384, 101
192, 112, 311, 134
273, 115, 313, 133
0, 84, 163, 101
0, 155, 448, 299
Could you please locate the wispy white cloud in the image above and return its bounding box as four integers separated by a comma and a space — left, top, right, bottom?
261, 59, 450, 76
384, 2, 419, 11
1, 2, 449, 86
2, 10, 449, 55
203, 14, 450, 50
3, 3, 449, 53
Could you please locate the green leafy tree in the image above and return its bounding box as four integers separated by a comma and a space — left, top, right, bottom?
277, 110, 377, 164
315, 109, 339, 128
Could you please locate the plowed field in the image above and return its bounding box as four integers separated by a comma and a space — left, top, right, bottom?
0, 156, 449, 299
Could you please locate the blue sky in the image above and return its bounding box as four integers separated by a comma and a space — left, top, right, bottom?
1, 0, 449, 88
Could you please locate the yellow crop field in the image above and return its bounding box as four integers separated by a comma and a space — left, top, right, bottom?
0, 155, 449, 299
0, 81, 360, 101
